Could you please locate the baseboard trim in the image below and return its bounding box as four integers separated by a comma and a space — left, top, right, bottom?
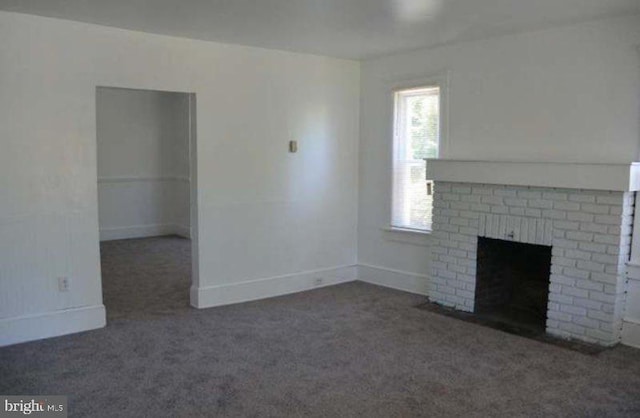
622, 318, 640, 349
357, 264, 430, 296
97, 176, 190, 184
173, 224, 191, 239
100, 224, 190, 241
191, 265, 358, 308
0, 305, 106, 347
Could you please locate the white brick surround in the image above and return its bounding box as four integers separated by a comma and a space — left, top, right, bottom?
430, 182, 634, 346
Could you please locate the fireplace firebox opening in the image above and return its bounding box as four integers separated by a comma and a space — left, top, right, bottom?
475, 237, 552, 334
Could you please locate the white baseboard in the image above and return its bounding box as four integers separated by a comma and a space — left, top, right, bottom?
191, 265, 358, 308
357, 264, 430, 295
0, 305, 106, 347
622, 318, 640, 349
100, 224, 190, 241
173, 224, 191, 239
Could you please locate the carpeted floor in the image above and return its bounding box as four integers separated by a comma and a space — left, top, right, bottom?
1, 236, 640, 417
100, 236, 193, 321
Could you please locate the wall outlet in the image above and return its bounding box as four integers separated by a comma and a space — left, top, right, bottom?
57, 277, 70, 292
314, 277, 323, 286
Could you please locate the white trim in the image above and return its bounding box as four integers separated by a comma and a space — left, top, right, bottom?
623, 263, 640, 348
0, 305, 106, 347
173, 224, 191, 239
381, 227, 432, 247
383, 226, 431, 235
387, 72, 451, 233
187, 93, 200, 289
190, 265, 358, 308
622, 318, 640, 349
98, 176, 190, 184
426, 159, 640, 191
630, 195, 640, 265
627, 262, 640, 278
99, 223, 189, 241
358, 264, 430, 295
387, 72, 451, 158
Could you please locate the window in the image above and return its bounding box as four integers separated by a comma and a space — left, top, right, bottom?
392, 86, 440, 231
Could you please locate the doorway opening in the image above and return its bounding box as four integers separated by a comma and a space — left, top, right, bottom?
96, 87, 197, 320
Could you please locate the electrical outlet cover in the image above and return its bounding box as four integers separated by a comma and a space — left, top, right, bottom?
57, 277, 70, 292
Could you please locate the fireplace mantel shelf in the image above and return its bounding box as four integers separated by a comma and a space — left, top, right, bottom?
425, 159, 640, 192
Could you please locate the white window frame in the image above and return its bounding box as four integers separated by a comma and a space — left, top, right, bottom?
386, 72, 449, 239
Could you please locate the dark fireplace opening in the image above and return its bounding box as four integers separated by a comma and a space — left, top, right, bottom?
475, 237, 552, 334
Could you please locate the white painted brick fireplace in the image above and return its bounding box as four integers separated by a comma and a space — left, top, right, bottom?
426, 160, 640, 346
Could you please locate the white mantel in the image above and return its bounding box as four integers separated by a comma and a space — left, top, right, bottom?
425, 159, 640, 192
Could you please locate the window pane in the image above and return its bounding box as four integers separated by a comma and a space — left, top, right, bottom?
392, 87, 439, 231
408, 162, 429, 229
407, 94, 439, 160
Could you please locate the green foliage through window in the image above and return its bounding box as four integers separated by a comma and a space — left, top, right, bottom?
408, 95, 439, 160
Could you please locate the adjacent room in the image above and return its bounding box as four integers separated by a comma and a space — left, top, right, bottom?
96, 87, 194, 320
1, 1, 640, 416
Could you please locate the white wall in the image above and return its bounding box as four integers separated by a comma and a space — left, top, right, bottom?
0, 11, 359, 345
357, 16, 640, 293
625, 194, 640, 348
97, 88, 191, 240
624, 264, 640, 348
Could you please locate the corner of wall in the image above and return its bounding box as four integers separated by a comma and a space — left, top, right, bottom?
357, 264, 430, 295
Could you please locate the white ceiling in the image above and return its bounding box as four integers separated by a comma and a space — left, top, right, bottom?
1, 0, 639, 60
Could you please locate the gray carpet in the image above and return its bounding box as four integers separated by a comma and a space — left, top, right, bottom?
1, 236, 640, 417
100, 236, 193, 321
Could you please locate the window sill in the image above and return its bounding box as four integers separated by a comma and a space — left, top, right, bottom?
382, 226, 432, 247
